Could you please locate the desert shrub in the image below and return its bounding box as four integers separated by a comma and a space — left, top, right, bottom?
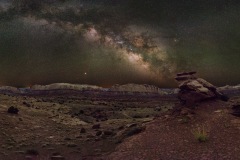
192, 125, 208, 142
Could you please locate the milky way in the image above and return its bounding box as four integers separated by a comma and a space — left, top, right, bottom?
0, 0, 240, 87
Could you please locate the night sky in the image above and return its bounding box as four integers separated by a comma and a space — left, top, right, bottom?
0, 0, 240, 87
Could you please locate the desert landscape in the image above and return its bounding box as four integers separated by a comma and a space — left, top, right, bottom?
0, 73, 240, 159
0, 83, 177, 159
0, 0, 240, 159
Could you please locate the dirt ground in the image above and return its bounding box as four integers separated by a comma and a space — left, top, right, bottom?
1, 93, 240, 160
0, 93, 175, 160
104, 98, 240, 160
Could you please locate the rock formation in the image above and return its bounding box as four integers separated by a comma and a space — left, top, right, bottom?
0, 86, 20, 94
232, 105, 240, 117
7, 106, 19, 114
0, 83, 175, 97
109, 84, 167, 94
217, 84, 240, 97
31, 83, 102, 91
175, 72, 228, 106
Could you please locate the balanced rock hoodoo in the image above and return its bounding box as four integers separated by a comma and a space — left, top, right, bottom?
175, 72, 228, 106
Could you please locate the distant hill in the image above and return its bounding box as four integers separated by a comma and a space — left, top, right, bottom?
0, 83, 239, 97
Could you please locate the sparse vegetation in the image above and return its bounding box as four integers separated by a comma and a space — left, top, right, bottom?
192, 125, 208, 142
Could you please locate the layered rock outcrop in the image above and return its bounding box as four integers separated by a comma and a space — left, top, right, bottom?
0, 86, 20, 94
109, 84, 167, 94
31, 83, 102, 91
175, 72, 228, 106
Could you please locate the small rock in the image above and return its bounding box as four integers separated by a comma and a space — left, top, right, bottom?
155, 106, 161, 111
75, 135, 82, 139
41, 144, 49, 148
126, 123, 137, 128
25, 149, 39, 155
180, 107, 194, 115
58, 100, 64, 105
64, 137, 71, 141
85, 138, 91, 142
51, 155, 65, 160
214, 110, 222, 113
86, 135, 94, 138
23, 102, 31, 107
103, 130, 114, 136
79, 110, 84, 114
67, 143, 77, 148
118, 126, 124, 130
96, 131, 102, 136
232, 105, 240, 117
125, 125, 145, 137
7, 146, 13, 150
92, 124, 100, 129
80, 128, 86, 133
7, 106, 19, 114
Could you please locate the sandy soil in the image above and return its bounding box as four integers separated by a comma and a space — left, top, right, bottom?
0, 93, 175, 160
1, 93, 239, 160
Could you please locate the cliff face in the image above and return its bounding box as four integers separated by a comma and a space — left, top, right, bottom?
0, 86, 20, 94
31, 83, 102, 91
0, 83, 174, 96
218, 85, 240, 97
29, 83, 172, 96
109, 84, 168, 94
218, 85, 240, 91
0, 83, 239, 97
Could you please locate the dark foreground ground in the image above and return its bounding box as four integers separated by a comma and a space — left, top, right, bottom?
0, 93, 176, 160
1, 92, 240, 160
105, 98, 240, 160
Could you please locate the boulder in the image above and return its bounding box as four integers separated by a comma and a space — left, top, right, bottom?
7, 106, 19, 114
95, 130, 102, 136
23, 101, 31, 107
80, 128, 86, 133
92, 124, 100, 129
175, 72, 227, 106
109, 83, 167, 94
232, 105, 240, 117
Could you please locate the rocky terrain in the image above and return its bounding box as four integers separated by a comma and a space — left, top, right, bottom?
0, 83, 176, 96
105, 99, 240, 160
175, 72, 229, 106
0, 81, 240, 159
0, 83, 177, 160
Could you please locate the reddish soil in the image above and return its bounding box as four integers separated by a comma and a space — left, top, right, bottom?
1, 93, 240, 160
105, 99, 240, 160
